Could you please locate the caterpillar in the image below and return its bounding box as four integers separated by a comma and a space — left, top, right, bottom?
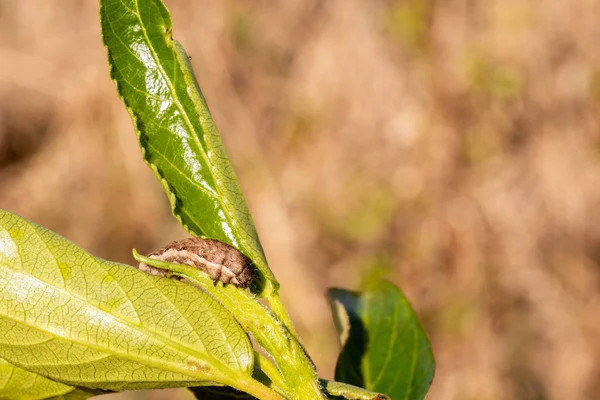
138, 237, 253, 287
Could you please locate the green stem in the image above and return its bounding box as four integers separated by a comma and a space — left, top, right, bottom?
268, 294, 298, 338
224, 372, 284, 400
254, 351, 288, 397
133, 251, 326, 400
320, 379, 390, 400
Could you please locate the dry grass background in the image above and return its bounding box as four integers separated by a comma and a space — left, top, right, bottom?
1, 0, 600, 399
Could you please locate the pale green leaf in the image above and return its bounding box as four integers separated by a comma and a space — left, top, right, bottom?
0, 358, 95, 400
133, 252, 325, 400
0, 209, 257, 393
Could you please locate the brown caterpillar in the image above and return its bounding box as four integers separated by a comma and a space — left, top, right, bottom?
137, 237, 253, 287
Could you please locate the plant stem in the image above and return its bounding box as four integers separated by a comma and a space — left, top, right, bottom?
133, 252, 327, 399
254, 351, 288, 396
225, 372, 284, 400
268, 294, 298, 337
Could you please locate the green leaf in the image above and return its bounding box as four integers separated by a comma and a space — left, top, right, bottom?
328, 282, 435, 400
99, 0, 277, 297
133, 251, 325, 400
0, 209, 273, 396
320, 379, 389, 400
0, 358, 96, 400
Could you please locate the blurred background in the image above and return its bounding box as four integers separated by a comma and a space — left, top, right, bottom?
1, 0, 600, 399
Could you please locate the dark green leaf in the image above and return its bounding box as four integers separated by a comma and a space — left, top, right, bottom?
99, 0, 277, 297
328, 282, 435, 400
0, 209, 259, 393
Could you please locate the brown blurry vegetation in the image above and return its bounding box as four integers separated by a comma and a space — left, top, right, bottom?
2, 1, 600, 399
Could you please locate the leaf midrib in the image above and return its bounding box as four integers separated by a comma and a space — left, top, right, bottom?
131, 0, 231, 222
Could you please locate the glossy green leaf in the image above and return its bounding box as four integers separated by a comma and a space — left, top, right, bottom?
0, 358, 95, 400
328, 282, 435, 400
0, 209, 270, 396
99, 0, 277, 297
